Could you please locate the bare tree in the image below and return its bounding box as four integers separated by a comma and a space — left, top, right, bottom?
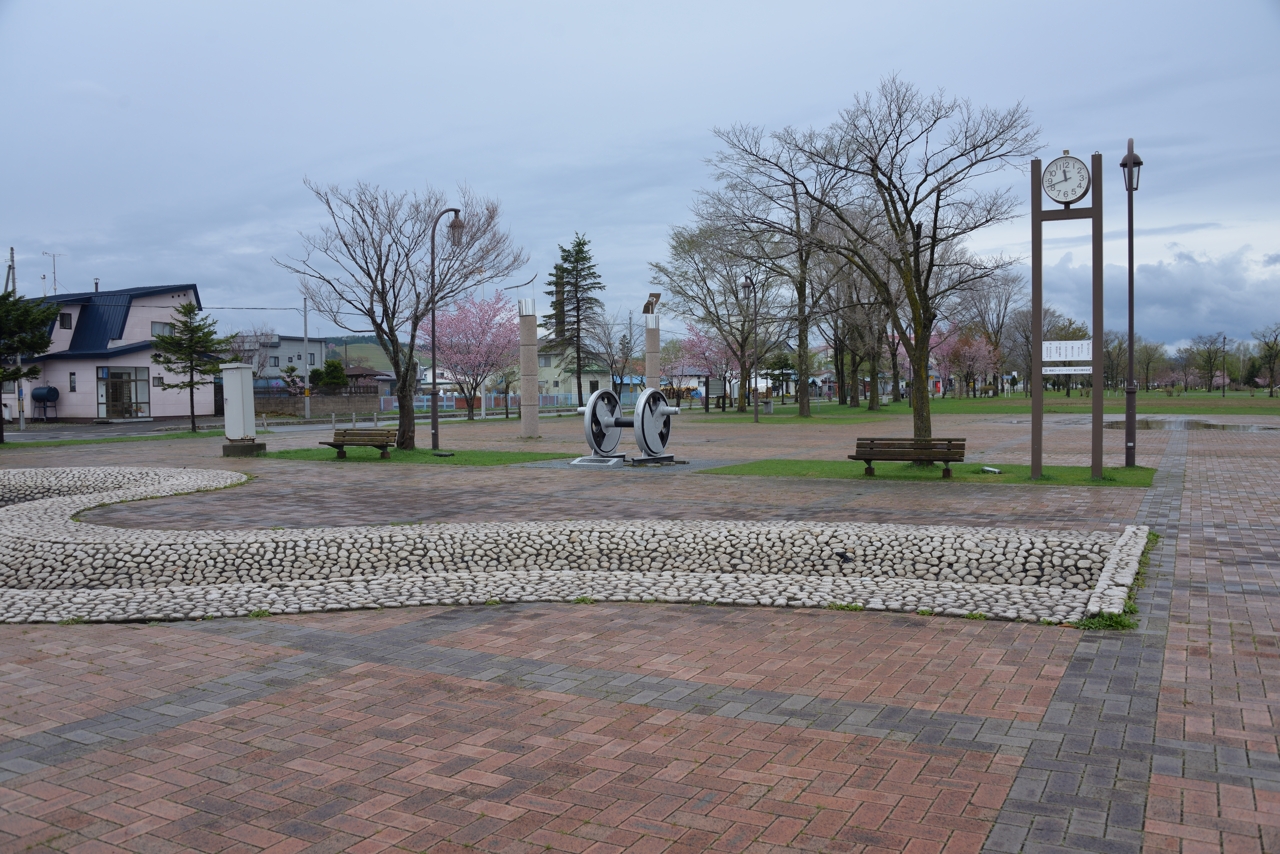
650, 224, 788, 411
781, 76, 1039, 440
226, 323, 276, 376
958, 270, 1026, 394
1191, 333, 1229, 393
276, 181, 526, 449
586, 311, 638, 396
1253, 323, 1280, 397
1135, 338, 1167, 391
699, 127, 842, 417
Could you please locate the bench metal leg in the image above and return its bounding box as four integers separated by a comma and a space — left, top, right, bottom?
380, 448, 391, 459
942, 463, 952, 479
864, 464, 875, 477
336, 448, 346, 459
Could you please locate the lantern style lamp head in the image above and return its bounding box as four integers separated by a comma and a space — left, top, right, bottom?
1119, 138, 1143, 192
447, 212, 465, 247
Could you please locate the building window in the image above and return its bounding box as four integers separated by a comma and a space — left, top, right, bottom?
308, 353, 315, 366
151, 321, 173, 337
287, 356, 293, 363
270, 356, 279, 367
538, 354, 552, 368
59, 313, 72, 329
589, 380, 599, 393
552, 380, 559, 388
152, 376, 164, 387
69, 372, 77, 392
2, 380, 14, 394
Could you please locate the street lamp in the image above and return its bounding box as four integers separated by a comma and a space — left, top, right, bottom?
744, 275, 760, 423
1119, 138, 1143, 467
429, 207, 464, 451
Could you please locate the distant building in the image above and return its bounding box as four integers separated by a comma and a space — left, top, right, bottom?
1, 284, 215, 422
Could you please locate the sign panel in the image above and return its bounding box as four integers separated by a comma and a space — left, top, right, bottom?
1043, 339, 1092, 362
1042, 365, 1092, 375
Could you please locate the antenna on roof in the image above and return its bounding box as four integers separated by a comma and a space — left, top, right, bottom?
2, 248, 14, 295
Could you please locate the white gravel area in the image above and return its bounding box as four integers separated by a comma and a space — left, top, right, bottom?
0, 466, 1147, 624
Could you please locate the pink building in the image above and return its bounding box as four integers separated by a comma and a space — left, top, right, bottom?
1, 284, 216, 423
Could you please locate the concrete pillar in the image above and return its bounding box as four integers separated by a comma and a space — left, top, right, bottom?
645, 313, 660, 390
519, 299, 540, 438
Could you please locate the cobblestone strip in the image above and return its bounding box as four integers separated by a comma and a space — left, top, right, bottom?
983, 431, 1187, 854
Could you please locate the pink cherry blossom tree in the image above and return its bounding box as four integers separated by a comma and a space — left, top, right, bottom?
683, 325, 737, 410
418, 292, 518, 420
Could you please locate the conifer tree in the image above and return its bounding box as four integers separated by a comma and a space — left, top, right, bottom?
0, 291, 59, 443
151, 301, 231, 433
542, 234, 605, 405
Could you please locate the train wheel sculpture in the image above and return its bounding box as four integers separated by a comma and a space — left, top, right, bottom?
572, 388, 680, 466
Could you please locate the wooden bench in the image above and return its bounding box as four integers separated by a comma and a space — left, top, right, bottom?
320, 428, 399, 459
849, 437, 966, 478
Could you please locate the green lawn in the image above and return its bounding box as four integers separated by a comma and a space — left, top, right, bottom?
265, 447, 577, 466
682, 391, 1280, 421
0, 430, 224, 449
701, 459, 1156, 487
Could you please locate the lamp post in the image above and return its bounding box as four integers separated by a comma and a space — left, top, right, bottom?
1119, 139, 1143, 467
429, 207, 464, 451
744, 275, 760, 423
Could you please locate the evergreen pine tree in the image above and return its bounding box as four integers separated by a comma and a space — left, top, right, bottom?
541, 234, 604, 405
151, 302, 232, 432
0, 291, 60, 443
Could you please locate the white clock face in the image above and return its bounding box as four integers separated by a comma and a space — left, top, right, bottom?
1043, 155, 1090, 204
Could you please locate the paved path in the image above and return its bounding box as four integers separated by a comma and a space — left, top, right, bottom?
0, 409, 1277, 852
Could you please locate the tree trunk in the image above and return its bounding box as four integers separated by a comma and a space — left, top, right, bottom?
796, 303, 811, 417
737, 356, 748, 412
890, 339, 902, 402
849, 354, 862, 408
189, 369, 197, 433
908, 338, 933, 441
396, 384, 416, 450
868, 352, 880, 411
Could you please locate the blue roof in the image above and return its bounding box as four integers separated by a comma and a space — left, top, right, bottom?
32, 284, 200, 362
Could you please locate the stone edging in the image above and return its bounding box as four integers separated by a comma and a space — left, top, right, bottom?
0, 466, 1145, 624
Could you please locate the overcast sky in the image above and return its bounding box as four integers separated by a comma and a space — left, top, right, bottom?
2, 0, 1277, 350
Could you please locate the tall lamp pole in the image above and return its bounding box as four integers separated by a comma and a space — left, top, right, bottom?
1120, 139, 1143, 467
429, 207, 464, 451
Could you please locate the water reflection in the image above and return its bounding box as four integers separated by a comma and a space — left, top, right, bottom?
1103, 419, 1279, 432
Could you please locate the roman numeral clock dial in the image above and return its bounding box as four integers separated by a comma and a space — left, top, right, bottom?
1042, 154, 1091, 204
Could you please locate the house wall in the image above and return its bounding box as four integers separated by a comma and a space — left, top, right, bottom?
47, 304, 82, 353
115, 290, 200, 345
257, 337, 327, 378
5, 354, 216, 422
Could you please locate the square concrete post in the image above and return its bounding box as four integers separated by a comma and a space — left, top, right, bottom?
645, 314, 660, 390
519, 299, 540, 438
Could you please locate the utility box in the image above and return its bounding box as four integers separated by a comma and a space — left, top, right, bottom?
221, 363, 264, 456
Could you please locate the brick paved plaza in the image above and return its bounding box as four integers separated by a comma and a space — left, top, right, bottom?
1, 410, 1278, 853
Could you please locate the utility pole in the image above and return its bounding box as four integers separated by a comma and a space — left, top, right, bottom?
6, 249, 22, 430
302, 296, 310, 420
3, 248, 14, 294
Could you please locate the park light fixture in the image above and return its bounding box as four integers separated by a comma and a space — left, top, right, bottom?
447, 212, 465, 247
1119, 138, 1143, 467
1120, 146, 1143, 192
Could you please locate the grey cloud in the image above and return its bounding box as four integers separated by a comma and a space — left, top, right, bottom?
1264, 253, 1280, 267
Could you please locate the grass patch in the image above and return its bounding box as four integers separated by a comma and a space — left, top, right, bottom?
249, 609, 271, 618
572, 596, 595, 604
700, 459, 1155, 487
964, 612, 987, 620
57, 616, 86, 626
827, 602, 864, 612
1070, 530, 1161, 631
1, 429, 224, 449
264, 447, 577, 466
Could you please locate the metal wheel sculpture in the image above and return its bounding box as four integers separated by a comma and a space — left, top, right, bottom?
633, 388, 678, 459
582, 388, 626, 457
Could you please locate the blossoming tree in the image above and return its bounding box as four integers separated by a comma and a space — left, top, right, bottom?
418, 292, 518, 420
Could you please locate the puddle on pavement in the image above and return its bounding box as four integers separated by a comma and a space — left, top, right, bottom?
1103, 419, 1279, 432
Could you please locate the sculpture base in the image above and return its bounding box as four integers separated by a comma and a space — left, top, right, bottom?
222, 440, 265, 457
570, 454, 628, 468
630, 455, 676, 466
